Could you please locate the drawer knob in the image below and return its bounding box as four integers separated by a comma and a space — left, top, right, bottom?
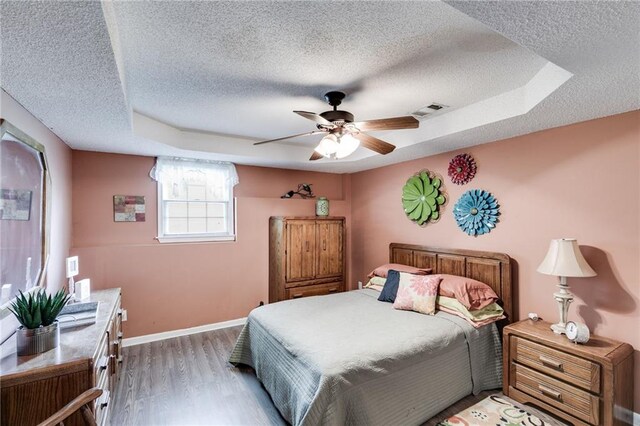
539, 356, 563, 371
538, 384, 562, 401
99, 390, 110, 408
98, 355, 109, 371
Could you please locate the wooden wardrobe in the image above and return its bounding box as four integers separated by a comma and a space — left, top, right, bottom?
269, 216, 345, 303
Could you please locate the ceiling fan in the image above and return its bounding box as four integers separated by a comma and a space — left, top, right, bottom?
254, 91, 419, 161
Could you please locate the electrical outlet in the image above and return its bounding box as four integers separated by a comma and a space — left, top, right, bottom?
358, 281, 363, 290
121, 309, 128, 321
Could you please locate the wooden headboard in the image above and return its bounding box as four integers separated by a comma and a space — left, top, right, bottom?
389, 243, 513, 322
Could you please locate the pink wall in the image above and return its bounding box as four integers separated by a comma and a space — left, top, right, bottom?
70, 111, 639, 409
1, 90, 73, 291
350, 110, 640, 409
71, 152, 350, 338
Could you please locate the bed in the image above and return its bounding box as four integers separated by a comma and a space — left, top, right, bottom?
230, 244, 513, 426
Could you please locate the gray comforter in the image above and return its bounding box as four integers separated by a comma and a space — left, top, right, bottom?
230, 289, 502, 426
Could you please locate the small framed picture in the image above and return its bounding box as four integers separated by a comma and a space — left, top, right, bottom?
66, 256, 79, 279
114, 195, 146, 222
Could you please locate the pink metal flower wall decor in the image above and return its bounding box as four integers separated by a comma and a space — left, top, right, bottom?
448, 153, 477, 185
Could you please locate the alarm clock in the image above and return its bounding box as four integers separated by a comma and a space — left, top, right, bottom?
565, 321, 590, 344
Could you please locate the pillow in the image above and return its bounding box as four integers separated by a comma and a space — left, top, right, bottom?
392, 273, 442, 315
438, 305, 504, 328
368, 263, 432, 279
365, 276, 386, 292
436, 274, 499, 310
437, 296, 504, 321
377, 270, 401, 302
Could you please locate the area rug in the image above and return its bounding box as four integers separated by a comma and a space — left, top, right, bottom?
437, 394, 546, 426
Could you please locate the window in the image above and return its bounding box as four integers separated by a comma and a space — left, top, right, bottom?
151, 157, 238, 243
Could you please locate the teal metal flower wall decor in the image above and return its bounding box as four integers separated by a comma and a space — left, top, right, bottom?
402, 170, 447, 226
453, 189, 500, 236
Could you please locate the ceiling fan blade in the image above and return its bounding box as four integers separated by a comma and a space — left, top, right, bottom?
353, 132, 396, 155
253, 130, 326, 146
309, 151, 324, 161
352, 116, 419, 131
294, 111, 332, 125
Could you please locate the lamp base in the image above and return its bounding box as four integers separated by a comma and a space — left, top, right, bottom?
551, 276, 573, 335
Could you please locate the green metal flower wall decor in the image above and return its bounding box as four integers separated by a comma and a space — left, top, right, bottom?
402, 170, 447, 226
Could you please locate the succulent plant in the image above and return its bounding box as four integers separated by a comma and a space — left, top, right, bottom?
8, 289, 70, 329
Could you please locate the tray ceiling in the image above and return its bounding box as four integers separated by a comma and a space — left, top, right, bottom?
1, 1, 638, 173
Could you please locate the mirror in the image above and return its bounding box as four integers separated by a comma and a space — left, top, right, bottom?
0, 119, 51, 342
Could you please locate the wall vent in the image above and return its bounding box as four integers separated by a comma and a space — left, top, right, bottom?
411, 103, 449, 119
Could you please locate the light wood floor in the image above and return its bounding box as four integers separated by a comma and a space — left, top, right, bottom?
110, 326, 566, 426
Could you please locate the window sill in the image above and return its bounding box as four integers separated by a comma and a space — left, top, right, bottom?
156, 235, 236, 244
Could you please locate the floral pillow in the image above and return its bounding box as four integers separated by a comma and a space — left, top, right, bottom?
392, 273, 442, 315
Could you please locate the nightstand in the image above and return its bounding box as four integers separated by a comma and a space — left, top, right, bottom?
503, 319, 634, 426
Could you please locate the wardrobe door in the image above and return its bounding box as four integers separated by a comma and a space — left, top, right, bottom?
315, 220, 343, 279
286, 220, 316, 282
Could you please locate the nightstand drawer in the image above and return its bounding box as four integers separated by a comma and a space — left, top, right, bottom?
512, 363, 599, 425
512, 336, 600, 393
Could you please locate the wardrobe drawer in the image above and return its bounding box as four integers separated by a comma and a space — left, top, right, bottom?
512, 363, 599, 425
511, 336, 600, 393
286, 282, 342, 299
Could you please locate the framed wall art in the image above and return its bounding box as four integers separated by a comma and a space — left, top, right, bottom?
0, 189, 32, 221
114, 195, 146, 222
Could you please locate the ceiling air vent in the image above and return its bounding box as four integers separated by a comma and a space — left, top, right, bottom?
411, 103, 449, 119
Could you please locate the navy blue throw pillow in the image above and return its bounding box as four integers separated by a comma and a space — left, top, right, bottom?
377, 270, 401, 303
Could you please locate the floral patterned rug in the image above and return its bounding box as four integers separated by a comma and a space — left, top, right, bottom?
437, 394, 546, 426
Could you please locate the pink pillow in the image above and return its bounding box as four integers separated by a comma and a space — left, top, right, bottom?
393, 273, 442, 315
436, 274, 499, 310
367, 263, 432, 279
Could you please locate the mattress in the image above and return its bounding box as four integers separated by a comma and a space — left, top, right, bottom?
230, 289, 502, 426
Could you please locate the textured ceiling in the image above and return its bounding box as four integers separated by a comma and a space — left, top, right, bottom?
1, 1, 638, 173
111, 1, 545, 140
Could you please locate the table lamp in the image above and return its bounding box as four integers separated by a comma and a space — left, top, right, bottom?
537, 238, 596, 334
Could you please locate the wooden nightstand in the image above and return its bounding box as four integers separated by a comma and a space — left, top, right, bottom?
503, 319, 634, 426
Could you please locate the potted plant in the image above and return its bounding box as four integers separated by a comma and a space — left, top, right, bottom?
9, 289, 70, 356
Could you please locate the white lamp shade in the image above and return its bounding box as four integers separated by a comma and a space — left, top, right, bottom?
537, 238, 597, 277
335, 133, 360, 159
315, 134, 339, 157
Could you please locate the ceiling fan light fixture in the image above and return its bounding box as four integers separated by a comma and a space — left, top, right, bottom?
335, 133, 360, 159
315, 133, 339, 157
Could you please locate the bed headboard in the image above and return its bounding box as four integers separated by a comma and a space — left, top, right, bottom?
389, 243, 513, 323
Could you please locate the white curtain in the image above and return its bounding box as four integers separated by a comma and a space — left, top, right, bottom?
149, 157, 239, 186
150, 157, 239, 203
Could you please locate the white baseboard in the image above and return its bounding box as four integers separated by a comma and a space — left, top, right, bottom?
122, 317, 247, 347
614, 405, 640, 425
